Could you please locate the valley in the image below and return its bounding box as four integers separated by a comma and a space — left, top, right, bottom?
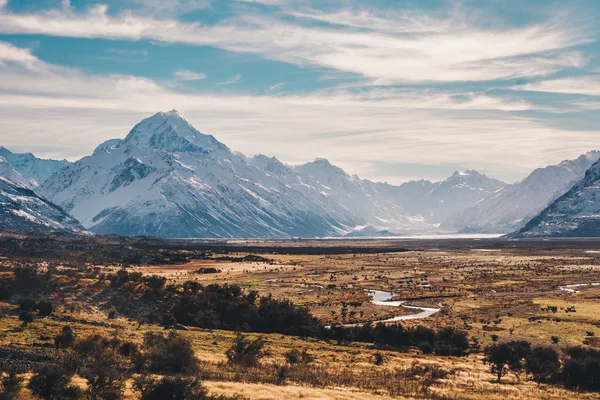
1, 236, 599, 399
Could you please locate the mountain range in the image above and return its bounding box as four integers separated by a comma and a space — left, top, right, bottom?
0, 110, 598, 238
513, 159, 600, 237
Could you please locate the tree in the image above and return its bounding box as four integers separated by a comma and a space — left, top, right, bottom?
525, 346, 560, 384
483, 341, 531, 382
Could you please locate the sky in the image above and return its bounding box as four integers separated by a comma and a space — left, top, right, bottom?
0, 0, 599, 184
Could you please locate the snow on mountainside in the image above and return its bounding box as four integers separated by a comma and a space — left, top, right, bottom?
0, 176, 82, 233
0, 147, 70, 188
391, 170, 506, 225
36, 110, 513, 238
442, 151, 600, 233
513, 158, 600, 237
40, 110, 361, 238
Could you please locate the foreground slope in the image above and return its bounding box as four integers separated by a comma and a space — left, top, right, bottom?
514, 158, 600, 237
442, 151, 600, 233
0, 176, 82, 233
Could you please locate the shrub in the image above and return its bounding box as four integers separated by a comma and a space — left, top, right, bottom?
484, 341, 531, 382
18, 310, 34, 325
562, 346, 600, 391
525, 346, 560, 384
74, 335, 126, 400
135, 375, 208, 400
226, 333, 266, 367
37, 300, 54, 317
284, 348, 313, 364
141, 332, 198, 374
0, 368, 23, 400
55, 325, 75, 349
28, 364, 81, 400
373, 352, 386, 366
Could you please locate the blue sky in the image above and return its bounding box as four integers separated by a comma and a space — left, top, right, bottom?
0, 0, 599, 184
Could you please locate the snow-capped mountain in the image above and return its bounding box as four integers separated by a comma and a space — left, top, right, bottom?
0, 176, 82, 233
442, 151, 600, 233
513, 158, 600, 237
36, 110, 514, 238
394, 170, 506, 224
39, 110, 361, 238
0, 147, 70, 188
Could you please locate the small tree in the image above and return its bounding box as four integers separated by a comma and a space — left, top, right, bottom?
483, 341, 531, 382
226, 333, 266, 367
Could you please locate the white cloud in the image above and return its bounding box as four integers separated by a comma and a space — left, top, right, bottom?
174, 69, 207, 80
0, 41, 597, 184
514, 76, 600, 96
267, 82, 285, 91
0, 4, 592, 83
218, 73, 241, 85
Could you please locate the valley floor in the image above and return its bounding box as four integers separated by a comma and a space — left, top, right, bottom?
1, 237, 600, 399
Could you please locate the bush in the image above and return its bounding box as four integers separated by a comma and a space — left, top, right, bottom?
19, 310, 34, 325
19, 298, 37, 311
483, 341, 531, 382
135, 375, 208, 400
28, 364, 81, 400
37, 300, 54, 317
55, 325, 75, 349
562, 346, 600, 391
74, 335, 126, 400
525, 346, 560, 384
0, 368, 23, 400
284, 348, 313, 364
226, 333, 266, 367
141, 332, 198, 373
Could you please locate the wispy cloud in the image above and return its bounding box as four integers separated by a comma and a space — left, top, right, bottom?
267, 82, 285, 91
218, 73, 241, 85
0, 40, 596, 184
513, 76, 600, 96
174, 69, 207, 80
0, 3, 592, 83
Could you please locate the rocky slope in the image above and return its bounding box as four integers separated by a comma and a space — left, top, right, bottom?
0, 176, 83, 233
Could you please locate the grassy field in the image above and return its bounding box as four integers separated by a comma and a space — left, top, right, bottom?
1, 240, 599, 399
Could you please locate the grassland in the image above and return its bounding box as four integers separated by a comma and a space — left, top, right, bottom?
1, 238, 599, 399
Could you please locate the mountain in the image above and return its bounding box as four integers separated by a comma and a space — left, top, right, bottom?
39, 110, 361, 238
0, 147, 70, 188
512, 159, 600, 237
390, 170, 506, 226
37, 110, 510, 239
0, 176, 83, 234
442, 151, 600, 233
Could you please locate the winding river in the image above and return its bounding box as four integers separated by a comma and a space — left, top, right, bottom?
368, 290, 441, 323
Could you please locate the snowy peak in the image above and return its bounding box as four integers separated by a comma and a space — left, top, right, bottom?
444, 150, 600, 234
121, 110, 230, 154
295, 158, 349, 181
0, 147, 70, 188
